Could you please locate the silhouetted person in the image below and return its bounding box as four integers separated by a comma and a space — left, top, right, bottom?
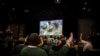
78, 33, 93, 51
49, 32, 73, 56
13, 37, 26, 56
20, 33, 47, 56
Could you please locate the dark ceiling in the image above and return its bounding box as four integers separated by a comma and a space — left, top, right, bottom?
0, 0, 99, 23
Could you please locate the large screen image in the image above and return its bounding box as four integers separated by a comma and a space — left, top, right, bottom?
39, 19, 63, 35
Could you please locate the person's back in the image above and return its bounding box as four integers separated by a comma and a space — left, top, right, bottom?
13, 37, 26, 56
79, 33, 93, 51
49, 45, 69, 56
49, 32, 73, 56
20, 33, 47, 56
20, 46, 47, 56
14, 44, 26, 54
81, 40, 93, 51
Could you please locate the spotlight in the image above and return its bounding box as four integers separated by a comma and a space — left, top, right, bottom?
55, 0, 61, 3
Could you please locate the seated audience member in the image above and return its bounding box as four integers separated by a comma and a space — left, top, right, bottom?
20, 33, 48, 56
78, 33, 93, 51
49, 32, 73, 56
4, 29, 14, 56
13, 37, 26, 56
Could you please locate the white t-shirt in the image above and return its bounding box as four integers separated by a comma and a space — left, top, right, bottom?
81, 40, 93, 51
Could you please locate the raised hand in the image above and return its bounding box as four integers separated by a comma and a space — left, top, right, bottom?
66, 32, 73, 47
38, 36, 44, 46
78, 33, 83, 44
80, 33, 83, 41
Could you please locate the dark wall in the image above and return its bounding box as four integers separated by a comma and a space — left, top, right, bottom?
78, 18, 96, 37
1, 0, 99, 38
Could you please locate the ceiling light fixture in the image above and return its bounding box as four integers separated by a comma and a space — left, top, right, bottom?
55, 0, 61, 3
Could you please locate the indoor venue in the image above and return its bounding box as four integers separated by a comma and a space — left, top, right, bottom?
0, 0, 100, 56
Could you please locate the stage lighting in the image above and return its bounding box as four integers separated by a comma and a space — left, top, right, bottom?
55, 0, 61, 3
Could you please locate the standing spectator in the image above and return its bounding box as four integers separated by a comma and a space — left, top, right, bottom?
78, 33, 93, 51
20, 33, 48, 56
49, 32, 73, 56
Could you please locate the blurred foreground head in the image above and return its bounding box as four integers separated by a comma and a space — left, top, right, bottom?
28, 33, 41, 46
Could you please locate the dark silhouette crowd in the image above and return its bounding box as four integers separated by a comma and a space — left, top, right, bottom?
0, 25, 100, 56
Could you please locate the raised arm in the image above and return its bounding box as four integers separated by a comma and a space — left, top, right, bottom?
80, 33, 83, 41
66, 32, 73, 47
38, 36, 44, 46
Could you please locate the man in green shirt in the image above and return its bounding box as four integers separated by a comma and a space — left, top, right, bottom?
49, 32, 73, 56
20, 33, 48, 56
